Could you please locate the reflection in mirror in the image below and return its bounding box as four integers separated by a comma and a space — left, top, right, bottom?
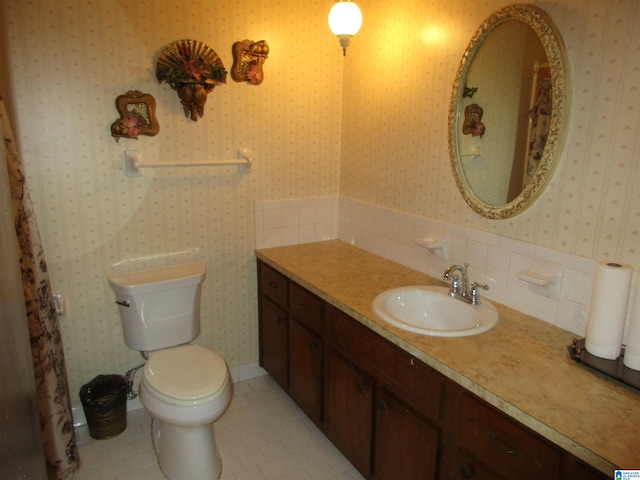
462, 21, 547, 205
448, 5, 569, 219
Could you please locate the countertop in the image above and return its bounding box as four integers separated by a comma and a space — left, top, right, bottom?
256, 240, 640, 473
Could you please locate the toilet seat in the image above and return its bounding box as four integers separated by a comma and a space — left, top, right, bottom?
143, 344, 229, 406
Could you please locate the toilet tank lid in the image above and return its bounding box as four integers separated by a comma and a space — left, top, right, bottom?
108, 262, 206, 295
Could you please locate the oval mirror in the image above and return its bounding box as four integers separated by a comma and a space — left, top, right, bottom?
448, 5, 570, 219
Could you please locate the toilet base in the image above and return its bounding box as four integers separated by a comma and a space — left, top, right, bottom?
152, 418, 222, 480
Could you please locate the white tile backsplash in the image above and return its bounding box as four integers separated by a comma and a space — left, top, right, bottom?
255, 197, 340, 249
256, 195, 639, 340
487, 245, 510, 278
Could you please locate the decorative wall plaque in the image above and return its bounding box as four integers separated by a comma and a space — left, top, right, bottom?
231, 40, 269, 85
110, 90, 159, 142
156, 39, 227, 121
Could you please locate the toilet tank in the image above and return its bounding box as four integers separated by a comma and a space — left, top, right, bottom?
108, 263, 206, 351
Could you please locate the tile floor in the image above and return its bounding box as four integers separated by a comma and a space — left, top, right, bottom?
74, 375, 365, 480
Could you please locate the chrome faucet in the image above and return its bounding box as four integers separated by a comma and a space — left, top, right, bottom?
443, 263, 489, 305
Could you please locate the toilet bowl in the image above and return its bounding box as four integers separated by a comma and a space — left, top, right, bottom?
108, 263, 232, 480
140, 345, 232, 480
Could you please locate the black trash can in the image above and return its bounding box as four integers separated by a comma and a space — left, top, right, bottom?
79, 374, 128, 440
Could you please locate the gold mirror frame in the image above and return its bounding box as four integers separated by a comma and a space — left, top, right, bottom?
448, 4, 570, 219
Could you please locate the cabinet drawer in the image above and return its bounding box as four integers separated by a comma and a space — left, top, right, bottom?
330, 308, 444, 422
289, 283, 323, 334
459, 393, 561, 480
260, 263, 288, 308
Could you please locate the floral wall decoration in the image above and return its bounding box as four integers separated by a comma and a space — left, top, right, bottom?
231, 40, 269, 85
110, 90, 159, 141
463, 103, 485, 138
156, 39, 227, 121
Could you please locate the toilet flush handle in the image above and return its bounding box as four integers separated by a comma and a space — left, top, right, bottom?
116, 300, 130, 307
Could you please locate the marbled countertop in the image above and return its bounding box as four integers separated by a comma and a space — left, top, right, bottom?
256, 240, 640, 473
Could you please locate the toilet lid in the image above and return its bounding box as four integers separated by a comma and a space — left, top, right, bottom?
144, 344, 228, 401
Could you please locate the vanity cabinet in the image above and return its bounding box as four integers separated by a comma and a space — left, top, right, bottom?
562, 455, 610, 480
288, 310, 323, 423
288, 282, 324, 424
326, 306, 443, 479
444, 384, 609, 480
258, 263, 289, 389
326, 351, 373, 475
453, 390, 562, 480
373, 386, 440, 480
258, 262, 324, 424
260, 297, 289, 389
257, 259, 612, 480
325, 349, 441, 479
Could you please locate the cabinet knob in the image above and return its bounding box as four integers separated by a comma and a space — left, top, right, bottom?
269, 281, 279, 289
277, 316, 286, 324
377, 400, 387, 412
357, 383, 367, 394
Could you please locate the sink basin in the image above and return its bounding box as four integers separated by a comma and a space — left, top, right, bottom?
372, 286, 499, 337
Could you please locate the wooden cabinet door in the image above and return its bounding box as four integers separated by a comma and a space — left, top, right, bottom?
373, 387, 440, 480
289, 319, 322, 424
327, 352, 373, 477
260, 298, 288, 389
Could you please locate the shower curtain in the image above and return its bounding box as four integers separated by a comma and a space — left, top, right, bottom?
524, 71, 552, 185
1, 96, 80, 479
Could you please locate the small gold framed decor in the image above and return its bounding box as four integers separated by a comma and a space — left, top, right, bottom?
462, 103, 485, 138
110, 90, 159, 142
231, 40, 269, 85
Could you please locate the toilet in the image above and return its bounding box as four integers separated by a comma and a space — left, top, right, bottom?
108, 262, 232, 480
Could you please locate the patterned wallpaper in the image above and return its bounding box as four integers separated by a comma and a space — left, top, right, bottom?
1, 0, 342, 397
2, 0, 640, 401
342, 0, 640, 268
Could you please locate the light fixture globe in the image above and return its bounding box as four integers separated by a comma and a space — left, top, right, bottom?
328, 0, 362, 55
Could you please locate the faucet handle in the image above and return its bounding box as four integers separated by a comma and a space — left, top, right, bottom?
471, 281, 489, 290
470, 281, 489, 305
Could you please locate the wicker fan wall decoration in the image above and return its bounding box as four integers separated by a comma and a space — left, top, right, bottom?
156, 39, 227, 121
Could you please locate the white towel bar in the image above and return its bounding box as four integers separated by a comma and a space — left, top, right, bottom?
124, 148, 254, 176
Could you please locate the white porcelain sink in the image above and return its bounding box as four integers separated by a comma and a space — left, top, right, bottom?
372, 286, 499, 337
